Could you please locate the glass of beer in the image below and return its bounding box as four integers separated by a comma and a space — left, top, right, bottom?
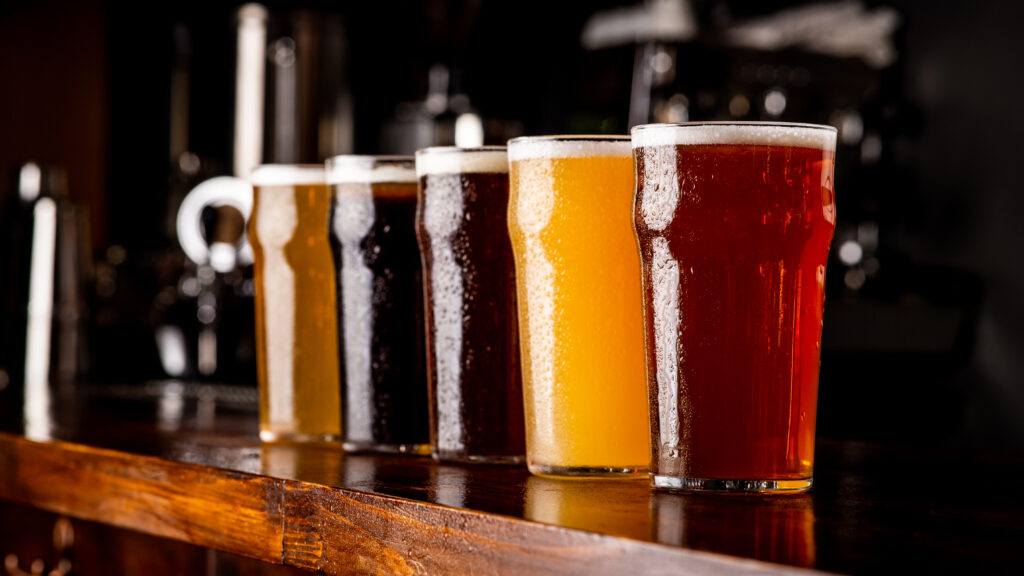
248, 164, 341, 443
325, 155, 430, 455
632, 122, 837, 493
507, 136, 650, 477
415, 146, 526, 464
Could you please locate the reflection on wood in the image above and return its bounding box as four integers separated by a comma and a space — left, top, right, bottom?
0, 388, 1022, 574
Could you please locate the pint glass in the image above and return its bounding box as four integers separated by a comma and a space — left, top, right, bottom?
248, 164, 341, 443
632, 122, 837, 492
415, 147, 526, 464
326, 156, 430, 454
508, 136, 650, 477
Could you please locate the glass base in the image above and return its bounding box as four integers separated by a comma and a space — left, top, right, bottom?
529, 463, 648, 479
434, 451, 526, 466
259, 430, 340, 444
344, 440, 431, 456
653, 474, 812, 494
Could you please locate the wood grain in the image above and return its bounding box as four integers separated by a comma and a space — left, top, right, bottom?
1, 387, 1023, 575
0, 434, 284, 564
283, 480, 821, 576
0, 431, 824, 575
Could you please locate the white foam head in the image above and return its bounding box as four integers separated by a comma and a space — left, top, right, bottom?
632, 122, 837, 151
325, 155, 416, 184
249, 164, 326, 187
507, 136, 631, 162
415, 147, 508, 177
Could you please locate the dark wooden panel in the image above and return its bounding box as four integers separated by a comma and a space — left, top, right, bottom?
0, 0, 108, 249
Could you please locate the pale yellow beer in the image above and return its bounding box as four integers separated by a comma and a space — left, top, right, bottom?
248, 165, 341, 442
507, 136, 650, 477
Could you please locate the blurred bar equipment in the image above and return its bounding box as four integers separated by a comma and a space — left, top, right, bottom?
159, 4, 266, 383
0, 163, 91, 439
156, 4, 353, 387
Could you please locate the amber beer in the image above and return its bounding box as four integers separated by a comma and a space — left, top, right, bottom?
248, 165, 341, 442
632, 122, 837, 492
326, 156, 430, 454
415, 147, 526, 464
508, 136, 650, 477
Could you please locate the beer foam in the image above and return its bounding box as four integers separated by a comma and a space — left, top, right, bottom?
507, 136, 631, 162
249, 164, 326, 187
326, 156, 416, 184
632, 123, 837, 151
416, 147, 508, 176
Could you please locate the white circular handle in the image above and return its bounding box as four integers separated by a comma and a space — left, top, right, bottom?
176, 176, 254, 268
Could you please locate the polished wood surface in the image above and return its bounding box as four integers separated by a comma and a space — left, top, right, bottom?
1, 383, 1022, 574
0, 501, 310, 576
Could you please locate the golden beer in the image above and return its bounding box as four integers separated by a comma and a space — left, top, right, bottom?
248, 165, 341, 442
507, 136, 650, 477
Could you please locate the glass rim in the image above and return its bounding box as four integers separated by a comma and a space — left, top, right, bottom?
632, 121, 836, 133
415, 145, 507, 155
415, 146, 509, 176
249, 164, 326, 186
507, 135, 631, 162
631, 121, 837, 150
325, 154, 416, 184
507, 134, 630, 145
325, 154, 414, 167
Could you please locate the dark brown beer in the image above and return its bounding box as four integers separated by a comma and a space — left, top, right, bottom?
327, 156, 429, 454
415, 147, 525, 464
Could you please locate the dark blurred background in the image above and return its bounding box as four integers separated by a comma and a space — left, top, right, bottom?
1, 0, 1021, 453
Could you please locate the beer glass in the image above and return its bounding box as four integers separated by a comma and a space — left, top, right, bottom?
507, 136, 650, 477
248, 164, 341, 442
326, 156, 430, 455
632, 122, 837, 492
415, 146, 526, 464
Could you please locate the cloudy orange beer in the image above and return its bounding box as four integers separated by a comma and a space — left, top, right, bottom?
508, 136, 650, 477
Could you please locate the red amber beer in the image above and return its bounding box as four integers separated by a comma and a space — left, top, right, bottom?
632, 122, 837, 492
415, 146, 525, 464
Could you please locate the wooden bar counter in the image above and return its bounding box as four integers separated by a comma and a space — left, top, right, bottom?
0, 382, 1021, 574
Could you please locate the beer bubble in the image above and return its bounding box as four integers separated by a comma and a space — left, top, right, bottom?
640, 146, 680, 231
252, 184, 300, 429
651, 237, 682, 450
333, 182, 376, 444
423, 172, 468, 453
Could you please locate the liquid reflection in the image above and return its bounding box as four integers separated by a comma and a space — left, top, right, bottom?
261, 443, 345, 484
429, 464, 469, 509
651, 492, 816, 567
524, 476, 650, 541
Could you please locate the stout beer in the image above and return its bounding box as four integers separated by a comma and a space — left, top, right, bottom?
327, 156, 430, 454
